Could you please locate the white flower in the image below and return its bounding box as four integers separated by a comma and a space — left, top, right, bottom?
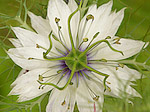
7, 0, 147, 112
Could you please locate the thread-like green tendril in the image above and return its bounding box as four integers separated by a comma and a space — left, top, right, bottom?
37, 62, 77, 90
79, 39, 124, 58
43, 31, 53, 58
78, 60, 109, 91
44, 56, 73, 61
43, 32, 73, 61
68, 0, 83, 54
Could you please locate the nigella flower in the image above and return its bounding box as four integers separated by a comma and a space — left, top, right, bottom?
7, 0, 148, 112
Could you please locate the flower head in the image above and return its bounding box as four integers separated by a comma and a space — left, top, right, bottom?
8, 0, 147, 111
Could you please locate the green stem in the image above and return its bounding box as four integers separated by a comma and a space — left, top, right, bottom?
79, 39, 124, 58
38, 62, 77, 90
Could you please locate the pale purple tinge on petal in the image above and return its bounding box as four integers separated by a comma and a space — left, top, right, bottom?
8, 68, 61, 102
47, 0, 80, 49
46, 77, 76, 112
91, 38, 146, 60
90, 64, 142, 98
7, 47, 60, 70
79, 0, 125, 50
28, 11, 51, 36
76, 77, 104, 112
8, 38, 23, 48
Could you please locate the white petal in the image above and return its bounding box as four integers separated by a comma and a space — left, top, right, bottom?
7, 47, 59, 70
17, 69, 27, 77
46, 77, 76, 112
79, 1, 117, 50
90, 64, 141, 98
9, 68, 61, 102
9, 38, 22, 47
68, 0, 78, 12
12, 27, 50, 49
47, 0, 79, 49
76, 77, 103, 112
91, 38, 146, 60
28, 11, 51, 36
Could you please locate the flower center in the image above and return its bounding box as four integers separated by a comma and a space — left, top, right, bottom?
65, 50, 87, 71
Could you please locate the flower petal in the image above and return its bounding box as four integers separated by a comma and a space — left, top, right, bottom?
46, 77, 76, 112
90, 64, 141, 98
76, 77, 104, 112
79, 1, 124, 50
91, 38, 147, 60
28, 11, 51, 36
12, 27, 50, 49
9, 68, 61, 102
47, 0, 79, 49
7, 47, 59, 70
9, 38, 22, 47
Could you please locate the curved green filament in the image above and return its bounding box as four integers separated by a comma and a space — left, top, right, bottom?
43, 31, 52, 58
42, 32, 73, 61
78, 60, 109, 91
79, 39, 124, 58
44, 56, 73, 61
68, 0, 83, 53
37, 62, 77, 90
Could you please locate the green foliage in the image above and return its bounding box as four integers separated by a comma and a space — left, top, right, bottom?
0, 0, 150, 112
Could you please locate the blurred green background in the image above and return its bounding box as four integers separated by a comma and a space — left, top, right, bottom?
0, 0, 150, 112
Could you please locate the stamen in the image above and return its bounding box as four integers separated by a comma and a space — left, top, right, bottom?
116, 67, 119, 70
69, 82, 73, 85
82, 75, 99, 99
39, 75, 44, 81
78, 60, 109, 92
28, 57, 34, 60
93, 96, 99, 101
52, 34, 69, 53
118, 63, 124, 68
55, 47, 66, 55
55, 17, 60, 23
37, 62, 77, 90
107, 81, 111, 84
61, 100, 66, 106
113, 37, 121, 44
57, 67, 68, 74
99, 58, 107, 62
79, 39, 124, 59
68, 103, 70, 110
105, 36, 111, 39
78, 38, 88, 48
57, 70, 69, 84
36, 44, 46, 50
82, 71, 90, 80
113, 37, 120, 41
86, 14, 94, 21
86, 32, 100, 48
114, 41, 121, 44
